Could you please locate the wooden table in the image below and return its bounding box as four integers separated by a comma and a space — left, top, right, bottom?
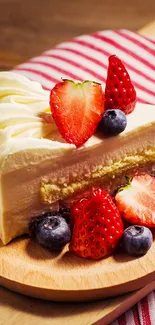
0, 1, 155, 324
0, 0, 155, 70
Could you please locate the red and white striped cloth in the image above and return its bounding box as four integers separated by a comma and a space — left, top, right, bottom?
13, 29, 155, 325
13, 29, 155, 104
111, 292, 155, 325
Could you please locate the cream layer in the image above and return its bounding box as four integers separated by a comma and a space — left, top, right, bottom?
0, 123, 155, 244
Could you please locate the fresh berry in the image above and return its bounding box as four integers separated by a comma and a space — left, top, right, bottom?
122, 225, 153, 257
70, 189, 123, 260
115, 173, 155, 227
98, 109, 127, 136
29, 208, 71, 236
105, 55, 136, 114
32, 215, 71, 250
50, 80, 105, 147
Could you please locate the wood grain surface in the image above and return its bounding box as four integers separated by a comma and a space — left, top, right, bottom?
0, 282, 155, 325
1, 236, 155, 302
0, 0, 155, 71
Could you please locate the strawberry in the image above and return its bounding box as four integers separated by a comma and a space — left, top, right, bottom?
70, 189, 123, 260
50, 80, 105, 147
115, 173, 155, 227
105, 55, 136, 114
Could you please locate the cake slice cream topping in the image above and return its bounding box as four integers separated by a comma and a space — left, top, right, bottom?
0, 71, 154, 157
0, 71, 154, 178
0, 72, 75, 168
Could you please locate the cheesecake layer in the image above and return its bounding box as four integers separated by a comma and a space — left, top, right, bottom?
1, 124, 154, 244
0, 72, 154, 244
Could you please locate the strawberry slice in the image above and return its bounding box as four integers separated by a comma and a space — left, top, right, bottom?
50, 80, 105, 147
105, 55, 136, 114
115, 173, 155, 227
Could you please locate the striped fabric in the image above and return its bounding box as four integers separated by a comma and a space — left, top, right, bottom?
13, 29, 155, 105
13, 29, 155, 325
111, 292, 155, 325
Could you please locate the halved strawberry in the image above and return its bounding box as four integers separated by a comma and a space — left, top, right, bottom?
105, 55, 136, 114
115, 173, 155, 227
50, 80, 105, 147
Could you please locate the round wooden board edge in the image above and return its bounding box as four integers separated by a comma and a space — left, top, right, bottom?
0, 261, 155, 301
1, 235, 155, 302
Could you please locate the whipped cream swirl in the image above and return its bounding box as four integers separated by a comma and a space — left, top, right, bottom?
0, 72, 74, 164
0, 72, 57, 143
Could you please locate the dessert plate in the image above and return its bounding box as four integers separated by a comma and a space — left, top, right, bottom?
0, 236, 155, 301
0, 23, 155, 304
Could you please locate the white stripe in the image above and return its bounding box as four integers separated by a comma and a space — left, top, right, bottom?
99, 30, 155, 61
31, 52, 107, 80
44, 48, 155, 91
55, 39, 155, 84
31, 55, 155, 103
46, 41, 109, 68
43, 48, 107, 78
19, 61, 98, 83
127, 71, 155, 95
16, 59, 154, 103
12, 69, 55, 89
119, 29, 155, 51
90, 32, 155, 77
135, 89, 155, 103
147, 292, 155, 324
48, 41, 155, 90
137, 299, 144, 324
125, 308, 136, 325
76, 34, 155, 79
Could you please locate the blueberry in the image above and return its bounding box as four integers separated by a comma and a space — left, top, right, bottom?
98, 109, 127, 136
122, 225, 153, 257
34, 215, 71, 250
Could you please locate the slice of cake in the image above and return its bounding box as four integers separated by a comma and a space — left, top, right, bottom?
0, 55, 154, 245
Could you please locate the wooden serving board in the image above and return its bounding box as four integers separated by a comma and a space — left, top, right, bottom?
0, 20, 155, 325
0, 236, 155, 302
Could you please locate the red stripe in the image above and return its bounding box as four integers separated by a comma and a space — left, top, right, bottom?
29, 60, 83, 81
15, 66, 154, 104
56, 45, 155, 84
15, 67, 59, 84
47, 53, 155, 97
92, 33, 155, 71
41, 54, 106, 82
115, 30, 155, 55
136, 97, 153, 104
134, 31, 155, 44
118, 314, 127, 325
141, 296, 152, 325
71, 39, 155, 84
33, 54, 155, 98
47, 47, 108, 70
133, 306, 140, 325
133, 81, 155, 97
